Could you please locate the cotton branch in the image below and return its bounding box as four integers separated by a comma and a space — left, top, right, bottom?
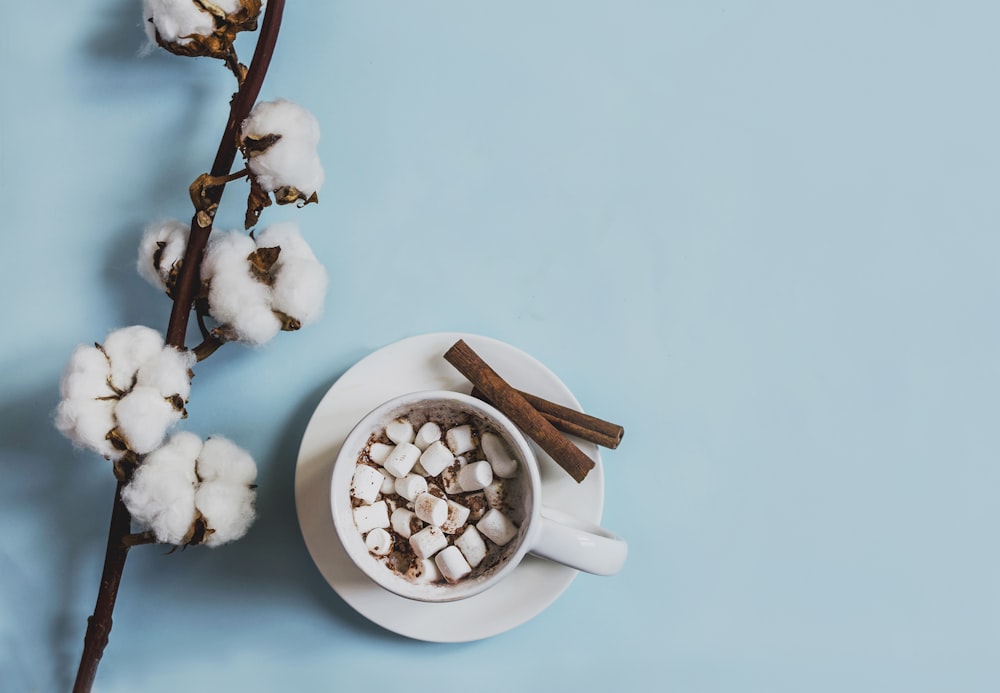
72, 3, 286, 692
166, 0, 286, 351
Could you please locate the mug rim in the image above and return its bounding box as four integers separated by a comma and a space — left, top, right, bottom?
330, 389, 542, 602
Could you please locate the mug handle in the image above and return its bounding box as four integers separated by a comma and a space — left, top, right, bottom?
529, 507, 627, 576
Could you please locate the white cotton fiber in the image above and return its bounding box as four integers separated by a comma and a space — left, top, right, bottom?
137, 219, 188, 292
196, 436, 258, 486
56, 326, 195, 460
195, 482, 256, 546
121, 432, 201, 545
101, 325, 165, 392
202, 230, 282, 344
143, 0, 216, 45
241, 99, 324, 197
193, 434, 258, 546
60, 344, 113, 400
55, 398, 119, 460
254, 222, 327, 325
135, 346, 196, 400
114, 386, 182, 455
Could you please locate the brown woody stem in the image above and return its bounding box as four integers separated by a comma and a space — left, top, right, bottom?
73, 3, 286, 691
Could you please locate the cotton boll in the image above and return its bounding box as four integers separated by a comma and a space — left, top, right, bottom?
143, 0, 216, 45
114, 386, 182, 455
102, 326, 165, 392
241, 99, 324, 196
135, 346, 195, 400
60, 344, 113, 400
195, 482, 256, 546
254, 222, 327, 326
122, 432, 201, 545
54, 398, 120, 460
202, 231, 281, 344
137, 219, 188, 292
197, 436, 258, 486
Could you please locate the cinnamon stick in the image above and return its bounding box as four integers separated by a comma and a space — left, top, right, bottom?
470, 387, 623, 449
444, 339, 596, 483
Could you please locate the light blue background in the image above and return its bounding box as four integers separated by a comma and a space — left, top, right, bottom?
2, 1, 999, 691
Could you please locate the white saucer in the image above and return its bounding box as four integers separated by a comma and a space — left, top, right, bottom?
294, 332, 604, 642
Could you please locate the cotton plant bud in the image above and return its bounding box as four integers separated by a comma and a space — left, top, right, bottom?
382, 442, 421, 477
413, 422, 441, 450
365, 528, 393, 556
188, 435, 257, 546
458, 460, 493, 492
240, 99, 324, 205
55, 326, 194, 460
390, 507, 419, 539
481, 432, 519, 478
445, 425, 476, 455
102, 325, 169, 392
435, 545, 473, 584
137, 219, 188, 294
385, 418, 415, 445
419, 440, 454, 477
369, 442, 393, 464
121, 431, 201, 545
354, 500, 390, 534
350, 464, 385, 504
143, 0, 262, 58
441, 500, 471, 535
253, 222, 327, 330
114, 386, 184, 455
413, 492, 448, 526
476, 509, 519, 547
409, 525, 447, 560
454, 526, 488, 568
201, 231, 280, 344
122, 432, 258, 547
394, 473, 428, 502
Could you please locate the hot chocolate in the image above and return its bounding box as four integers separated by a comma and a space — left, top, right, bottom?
348, 407, 527, 586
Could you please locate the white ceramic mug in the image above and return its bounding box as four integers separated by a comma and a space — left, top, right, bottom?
330, 390, 627, 602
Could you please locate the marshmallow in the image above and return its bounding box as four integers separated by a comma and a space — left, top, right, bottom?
386, 418, 415, 445
441, 458, 466, 494
365, 527, 393, 555
350, 464, 384, 504
382, 442, 421, 477
446, 424, 476, 454
441, 499, 471, 534
435, 545, 473, 583
354, 500, 390, 534
458, 460, 493, 492
394, 473, 428, 501
419, 440, 454, 477
369, 442, 393, 464
481, 432, 519, 478
415, 557, 442, 583
391, 507, 419, 539
414, 492, 448, 526
378, 469, 396, 494
484, 479, 507, 510
476, 508, 518, 546
462, 491, 488, 521
454, 525, 488, 568
413, 421, 441, 450
409, 525, 447, 559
